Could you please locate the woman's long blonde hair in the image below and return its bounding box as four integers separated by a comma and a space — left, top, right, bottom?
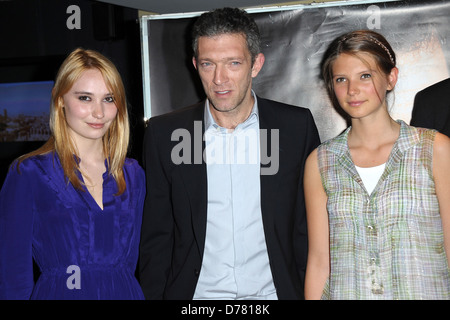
17, 48, 130, 195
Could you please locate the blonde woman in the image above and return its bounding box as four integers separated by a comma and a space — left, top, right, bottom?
0, 48, 145, 299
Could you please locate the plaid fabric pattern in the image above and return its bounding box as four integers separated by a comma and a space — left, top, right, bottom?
317, 121, 450, 300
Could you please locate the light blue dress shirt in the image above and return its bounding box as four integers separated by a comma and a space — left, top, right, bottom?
193, 94, 278, 300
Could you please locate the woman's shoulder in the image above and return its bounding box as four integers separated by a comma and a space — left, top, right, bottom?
432, 131, 450, 156
318, 129, 349, 154
122, 158, 145, 191
404, 120, 437, 137
123, 158, 145, 177
429, 132, 450, 181
5, 152, 62, 191
12, 152, 56, 173
124, 157, 143, 169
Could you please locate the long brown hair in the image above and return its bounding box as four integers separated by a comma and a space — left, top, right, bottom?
320, 30, 397, 114
16, 48, 130, 195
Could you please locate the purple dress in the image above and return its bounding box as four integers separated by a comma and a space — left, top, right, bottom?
0, 152, 145, 299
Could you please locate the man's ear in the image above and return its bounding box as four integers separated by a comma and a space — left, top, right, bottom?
192, 57, 198, 70
251, 53, 265, 78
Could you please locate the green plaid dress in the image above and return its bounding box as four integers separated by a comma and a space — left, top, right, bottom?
317, 120, 450, 299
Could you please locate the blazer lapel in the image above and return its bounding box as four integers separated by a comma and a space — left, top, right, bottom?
177, 103, 208, 255
258, 98, 279, 228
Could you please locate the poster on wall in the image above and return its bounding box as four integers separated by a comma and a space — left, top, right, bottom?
0, 81, 52, 143
140, 0, 450, 141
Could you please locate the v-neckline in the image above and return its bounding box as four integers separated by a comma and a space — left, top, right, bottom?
77, 159, 109, 212
80, 173, 105, 212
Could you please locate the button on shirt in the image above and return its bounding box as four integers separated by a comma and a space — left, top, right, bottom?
193, 95, 278, 300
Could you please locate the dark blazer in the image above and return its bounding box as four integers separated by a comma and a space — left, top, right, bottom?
139, 97, 320, 300
410, 78, 450, 137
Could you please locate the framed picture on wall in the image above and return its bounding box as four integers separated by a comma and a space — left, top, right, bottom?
0, 80, 53, 143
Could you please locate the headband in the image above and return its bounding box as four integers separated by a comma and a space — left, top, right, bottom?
367, 36, 395, 65
340, 34, 395, 65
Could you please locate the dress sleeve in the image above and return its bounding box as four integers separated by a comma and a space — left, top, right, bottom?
0, 162, 35, 299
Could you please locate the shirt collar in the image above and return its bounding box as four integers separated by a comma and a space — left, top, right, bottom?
329, 120, 420, 158
204, 90, 259, 132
